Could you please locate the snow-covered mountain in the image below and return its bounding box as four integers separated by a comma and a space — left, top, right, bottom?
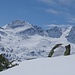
66, 26, 75, 43
46, 26, 62, 38
0, 20, 75, 61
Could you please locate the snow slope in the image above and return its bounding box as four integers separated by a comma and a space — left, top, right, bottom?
0, 55, 75, 75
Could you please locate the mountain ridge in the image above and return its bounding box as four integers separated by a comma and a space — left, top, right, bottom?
0, 20, 75, 61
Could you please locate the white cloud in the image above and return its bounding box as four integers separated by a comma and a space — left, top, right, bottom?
67, 18, 75, 23
40, 0, 54, 4
39, 0, 57, 6
38, 0, 73, 15
45, 8, 70, 16
57, 0, 72, 6
40, 0, 73, 6
47, 24, 58, 27
46, 9, 58, 14
47, 24, 71, 27
38, 0, 75, 24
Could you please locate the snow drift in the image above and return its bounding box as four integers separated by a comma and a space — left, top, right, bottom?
0, 55, 75, 75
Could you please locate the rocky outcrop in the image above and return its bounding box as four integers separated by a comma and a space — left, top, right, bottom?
48, 44, 71, 57
48, 44, 62, 57
64, 44, 71, 56
0, 54, 18, 71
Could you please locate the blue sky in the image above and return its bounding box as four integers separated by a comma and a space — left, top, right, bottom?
0, 0, 75, 28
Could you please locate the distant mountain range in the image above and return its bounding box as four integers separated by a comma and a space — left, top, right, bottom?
0, 20, 75, 61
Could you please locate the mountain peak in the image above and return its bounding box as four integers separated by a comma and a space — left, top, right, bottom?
9, 20, 29, 26
3, 20, 32, 29
46, 26, 62, 38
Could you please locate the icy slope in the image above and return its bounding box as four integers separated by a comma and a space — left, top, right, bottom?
0, 55, 75, 75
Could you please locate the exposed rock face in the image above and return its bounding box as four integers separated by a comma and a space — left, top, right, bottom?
48, 44, 71, 57
0, 54, 11, 71
48, 44, 62, 57
64, 44, 71, 56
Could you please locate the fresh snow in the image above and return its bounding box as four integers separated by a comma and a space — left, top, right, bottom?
0, 55, 75, 75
